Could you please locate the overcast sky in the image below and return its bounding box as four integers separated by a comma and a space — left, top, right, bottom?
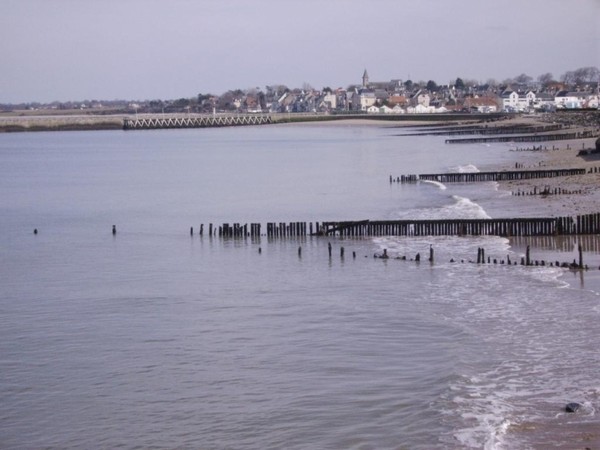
1, 0, 598, 103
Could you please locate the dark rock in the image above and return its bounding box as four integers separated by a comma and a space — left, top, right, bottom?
565, 402, 581, 413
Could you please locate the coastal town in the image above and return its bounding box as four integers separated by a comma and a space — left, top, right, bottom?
1, 66, 598, 117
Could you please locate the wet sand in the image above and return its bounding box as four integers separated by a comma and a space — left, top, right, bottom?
482, 119, 600, 449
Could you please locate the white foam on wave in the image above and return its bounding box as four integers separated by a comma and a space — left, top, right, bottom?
421, 179, 447, 190
441, 195, 491, 220
450, 164, 480, 173
394, 194, 491, 222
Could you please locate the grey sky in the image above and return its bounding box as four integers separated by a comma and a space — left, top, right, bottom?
1, 0, 598, 103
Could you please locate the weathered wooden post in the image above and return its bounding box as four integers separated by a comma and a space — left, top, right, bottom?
298, 246, 302, 258
578, 244, 583, 269
429, 245, 434, 263
526, 245, 531, 266
190, 226, 194, 236
200, 224, 203, 236
340, 247, 345, 258
34, 228, 38, 235
328, 242, 332, 258
112, 225, 116, 235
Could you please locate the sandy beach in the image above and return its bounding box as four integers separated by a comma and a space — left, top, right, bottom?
470, 115, 600, 449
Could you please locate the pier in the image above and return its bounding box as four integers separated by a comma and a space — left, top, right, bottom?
123, 114, 273, 130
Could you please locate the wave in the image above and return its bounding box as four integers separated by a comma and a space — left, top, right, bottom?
421, 179, 447, 190
450, 164, 480, 173
394, 195, 491, 221
439, 195, 491, 220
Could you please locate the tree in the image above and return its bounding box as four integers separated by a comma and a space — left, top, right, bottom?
485, 78, 499, 89
537, 72, 554, 86
572, 66, 600, 84
514, 73, 533, 84
454, 77, 465, 90
426, 80, 439, 92
404, 79, 413, 90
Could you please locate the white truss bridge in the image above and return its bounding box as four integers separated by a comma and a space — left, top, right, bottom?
123, 114, 273, 130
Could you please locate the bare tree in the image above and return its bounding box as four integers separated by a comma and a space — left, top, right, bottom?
514, 73, 533, 84
537, 72, 554, 86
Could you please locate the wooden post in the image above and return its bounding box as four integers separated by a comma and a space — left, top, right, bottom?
298, 246, 302, 258
429, 245, 434, 262
328, 242, 332, 258
190, 226, 194, 236
578, 244, 583, 269
526, 245, 531, 266
112, 225, 116, 235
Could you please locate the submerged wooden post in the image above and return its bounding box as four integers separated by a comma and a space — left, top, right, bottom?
328, 242, 332, 258
526, 245, 531, 266
578, 244, 583, 269
112, 225, 116, 235
429, 245, 434, 263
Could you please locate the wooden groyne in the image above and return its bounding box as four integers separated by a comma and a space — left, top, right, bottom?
123, 114, 273, 130
402, 124, 564, 137
195, 213, 600, 239
445, 129, 598, 144
392, 168, 586, 183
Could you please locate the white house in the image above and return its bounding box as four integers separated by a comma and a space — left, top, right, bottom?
554, 91, 588, 109
407, 104, 435, 114
392, 104, 405, 114
583, 94, 599, 108
500, 90, 519, 111
366, 105, 380, 114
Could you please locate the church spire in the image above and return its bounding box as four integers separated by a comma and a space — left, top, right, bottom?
362, 69, 369, 88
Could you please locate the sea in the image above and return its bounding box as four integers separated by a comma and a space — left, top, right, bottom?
1, 122, 599, 449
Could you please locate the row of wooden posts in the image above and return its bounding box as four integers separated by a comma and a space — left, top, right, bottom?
187, 213, 600, 238
103, 226, 596, 270
402, 124, 564, 137
392, 168, 587, 183
445, 129, 598, 144
512, 187, 583, 196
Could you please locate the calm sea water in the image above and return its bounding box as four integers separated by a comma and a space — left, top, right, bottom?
1, 124, 599, 449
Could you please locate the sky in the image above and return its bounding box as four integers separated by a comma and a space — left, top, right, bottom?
1, 0, 598, 104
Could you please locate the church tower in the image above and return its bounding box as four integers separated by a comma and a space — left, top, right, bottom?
362, 69, 369, 88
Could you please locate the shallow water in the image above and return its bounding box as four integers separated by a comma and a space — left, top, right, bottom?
1, 124, 598, 449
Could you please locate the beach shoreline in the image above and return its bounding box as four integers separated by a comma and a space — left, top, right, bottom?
469, 115, 600, 448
